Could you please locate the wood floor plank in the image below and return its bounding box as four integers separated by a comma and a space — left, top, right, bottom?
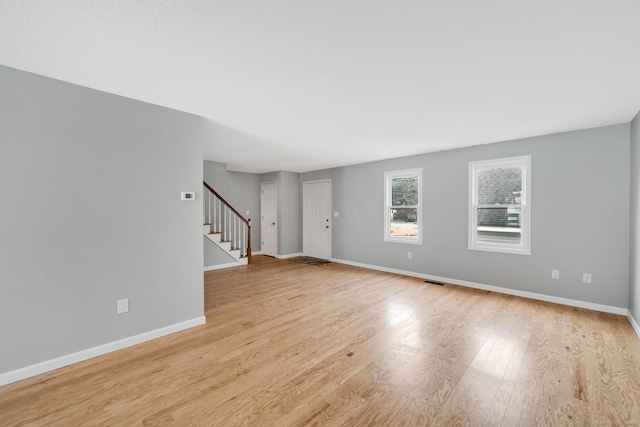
1, 255, 640, 426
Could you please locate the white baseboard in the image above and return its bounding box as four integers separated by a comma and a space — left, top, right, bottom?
0, 316, 206, 387
628, 312, 640, 341
204, 262, 241, 271
331, 258, 628, 316
276, 252, 303, 259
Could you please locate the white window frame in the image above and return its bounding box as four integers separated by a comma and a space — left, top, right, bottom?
469, 155, 531, 255
384, 168, 422, 245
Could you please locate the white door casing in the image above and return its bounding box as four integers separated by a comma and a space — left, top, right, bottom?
303, 179, 331, 259
261, 181, 277, 257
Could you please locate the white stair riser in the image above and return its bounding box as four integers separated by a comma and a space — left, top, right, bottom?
203, 225, 216, 237
204, 233, 231, 251
205, 232, 221, 243
204, 231, 245, 262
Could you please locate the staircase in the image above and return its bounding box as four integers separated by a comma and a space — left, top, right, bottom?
203, 181, 251, 265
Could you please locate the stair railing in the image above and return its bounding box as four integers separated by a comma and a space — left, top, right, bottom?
203, 181, 252, 264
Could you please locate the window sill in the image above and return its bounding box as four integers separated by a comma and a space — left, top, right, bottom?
468, 245, 530, 255
384, 237, 423, 245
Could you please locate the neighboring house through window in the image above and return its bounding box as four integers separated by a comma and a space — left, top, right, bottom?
469, 156, 531, 255
384, 168, 422, 244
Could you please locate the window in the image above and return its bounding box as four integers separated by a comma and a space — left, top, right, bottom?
385, 169, 422, 244
469, 156, 531, 255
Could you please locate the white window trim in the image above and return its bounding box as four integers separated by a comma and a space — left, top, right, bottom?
468, 155, 531, 255
384, 168, 422, 245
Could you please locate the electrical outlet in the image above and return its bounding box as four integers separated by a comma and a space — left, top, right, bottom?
334, 211, 339, 217
407, 252, 412, 260
117, 298, 129, 314
246, 210, 250, 216
583, 273, 592, 284
552, 269, 559, 279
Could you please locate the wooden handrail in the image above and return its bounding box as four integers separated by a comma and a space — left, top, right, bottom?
203, 181, 251, 264
203, 181, 250, 225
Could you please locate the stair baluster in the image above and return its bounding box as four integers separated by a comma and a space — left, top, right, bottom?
202, 181, 252, 264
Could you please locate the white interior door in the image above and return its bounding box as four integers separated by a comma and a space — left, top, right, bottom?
303, 180, 331, 259
261, 181, 277, 257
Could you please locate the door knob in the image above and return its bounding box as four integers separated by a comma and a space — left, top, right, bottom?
272, 222, 276, 226
326, 225, 329, 229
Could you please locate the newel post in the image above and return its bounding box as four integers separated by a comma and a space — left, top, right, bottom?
247, 218, 252, 264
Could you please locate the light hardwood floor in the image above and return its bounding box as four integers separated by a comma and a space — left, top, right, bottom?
2, 255, 640, 426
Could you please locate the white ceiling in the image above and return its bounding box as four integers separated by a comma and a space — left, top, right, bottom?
1, 1, 639, 174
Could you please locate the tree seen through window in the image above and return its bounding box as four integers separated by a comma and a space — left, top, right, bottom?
385, 169, 422, 243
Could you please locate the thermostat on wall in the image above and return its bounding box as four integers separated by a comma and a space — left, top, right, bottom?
181, 192, 196, 201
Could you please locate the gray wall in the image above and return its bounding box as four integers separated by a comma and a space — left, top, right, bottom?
302, 125, 630, 308
630, 111, 640, 319
277, 171, 303, 255
261, 171, 302, 256
0, 66, 204, 374
203, 161, 261, 267
204, 237, 237, 266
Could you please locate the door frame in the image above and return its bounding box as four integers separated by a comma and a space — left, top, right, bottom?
261, 181, 278, 257
303, 179, 332, 259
